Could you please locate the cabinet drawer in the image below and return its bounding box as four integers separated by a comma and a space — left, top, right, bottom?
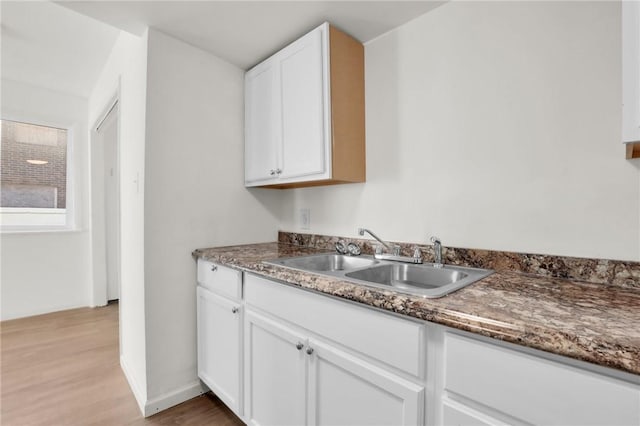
197, 259, 242, 300
244, 274, 425, 378
444, 333, 640, 426
442, 399, 507, 426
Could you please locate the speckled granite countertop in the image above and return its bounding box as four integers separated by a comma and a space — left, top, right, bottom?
193, 242, 640, 377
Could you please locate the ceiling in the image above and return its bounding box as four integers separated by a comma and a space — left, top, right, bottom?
1, 1, 120, 97
59, 1, 444, 70
1, 1, 443, 98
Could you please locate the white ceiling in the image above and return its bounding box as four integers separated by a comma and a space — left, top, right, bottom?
59, 1, 444, 70
1, 1, 120, 97
1, 1, 443, 99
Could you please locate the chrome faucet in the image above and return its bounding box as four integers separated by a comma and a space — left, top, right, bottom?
357, 228, 422, 264
431, 236, 443, 268
357, 228, 400, 255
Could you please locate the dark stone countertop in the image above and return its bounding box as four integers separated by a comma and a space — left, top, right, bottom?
193, 242, 640, 377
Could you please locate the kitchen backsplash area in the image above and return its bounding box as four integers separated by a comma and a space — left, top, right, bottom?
278, 231, 640, 289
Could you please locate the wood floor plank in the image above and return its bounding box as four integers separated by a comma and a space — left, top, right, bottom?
1, 303, 244, 425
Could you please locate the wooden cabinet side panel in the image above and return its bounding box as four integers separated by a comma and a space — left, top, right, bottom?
329, 25, 366, 183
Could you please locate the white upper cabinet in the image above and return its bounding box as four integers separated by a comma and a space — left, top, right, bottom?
279, 27, 328, 181
244, 22, 365, 188
244, 60, 279, 184
623, 0, 640, 151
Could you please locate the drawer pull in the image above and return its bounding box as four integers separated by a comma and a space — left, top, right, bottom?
210, 265, 218, 272
296, 342, 304, 351
306, 347, 314, 355
231, 307, 239, 314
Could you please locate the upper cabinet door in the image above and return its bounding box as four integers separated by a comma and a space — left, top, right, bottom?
244, 22, 365, 188
623, 0, 640, 144
279, 25, 330, 181
245, 61, 280, 184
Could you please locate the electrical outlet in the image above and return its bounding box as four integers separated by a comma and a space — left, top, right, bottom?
300, 208, 311, 230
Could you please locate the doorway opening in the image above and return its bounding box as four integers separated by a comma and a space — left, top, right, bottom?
91, 98, 120, 305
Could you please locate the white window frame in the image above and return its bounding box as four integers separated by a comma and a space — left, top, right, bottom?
0, 114, 77, 233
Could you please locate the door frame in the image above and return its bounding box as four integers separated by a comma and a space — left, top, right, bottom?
90, 89, 121, 309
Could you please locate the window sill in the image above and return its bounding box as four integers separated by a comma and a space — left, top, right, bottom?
1, 227, 85, 235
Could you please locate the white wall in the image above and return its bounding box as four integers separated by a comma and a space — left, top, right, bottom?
142, 28, 282, 411
88, 30, 149, 409
0, 79, 91, 320
280, 1, 640, 261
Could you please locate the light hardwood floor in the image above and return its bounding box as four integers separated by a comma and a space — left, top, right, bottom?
1, 303, 244, 425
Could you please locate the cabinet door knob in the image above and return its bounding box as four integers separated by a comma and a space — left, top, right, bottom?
269, 169, 276, 176
296, 342, 304, 350
276, 168, 282, 175
210, 265, 217, 272
306, 347, 314, 355
231, 307, 239, 314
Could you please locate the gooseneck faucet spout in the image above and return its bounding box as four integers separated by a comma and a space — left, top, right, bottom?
357, 228, 393, 252
357, 227, 421, 263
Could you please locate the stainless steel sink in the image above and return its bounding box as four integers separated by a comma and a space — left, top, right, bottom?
345, 263, 492, 298
264, 254, 493, 298
266, 254, 379, 272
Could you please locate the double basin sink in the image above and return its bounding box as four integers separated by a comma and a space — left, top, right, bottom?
264, 253, 493, 298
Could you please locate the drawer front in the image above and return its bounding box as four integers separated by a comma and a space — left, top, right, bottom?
244, 273, 425, 378
197, 259, 242, 300
444, 333, 640, 426
442, 399, 507, 426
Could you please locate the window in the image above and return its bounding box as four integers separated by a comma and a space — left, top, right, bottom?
1, 119, 71, 229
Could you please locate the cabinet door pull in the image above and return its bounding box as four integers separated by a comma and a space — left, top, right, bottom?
296, 342, 304, 351
276, 168, 282, 175
231, 307, 239, 314
269, 169, 276, 176
306, 347, 314, 355
210, 265, 218, 272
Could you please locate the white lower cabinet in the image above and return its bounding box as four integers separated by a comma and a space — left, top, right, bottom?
441, 333, 640, 426
244, 311, 307, 426
196, 286, 242, 417
196, 266, 640, 426
441, 399, 507, 426
308, 338, 424, 426
244, 309, 424, 426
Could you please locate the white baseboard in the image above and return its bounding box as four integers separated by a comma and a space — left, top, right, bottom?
1, 302, 88, 321
143, 381, 206, 417
120, 356, 206, 417
119, 356, 146, 416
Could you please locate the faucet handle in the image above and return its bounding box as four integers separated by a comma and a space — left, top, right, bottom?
393, 245, 401, 256
413, 247, 422, 259
347, 242, 362, 256
430, 236, 441, 245
335, 240, 348, 255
